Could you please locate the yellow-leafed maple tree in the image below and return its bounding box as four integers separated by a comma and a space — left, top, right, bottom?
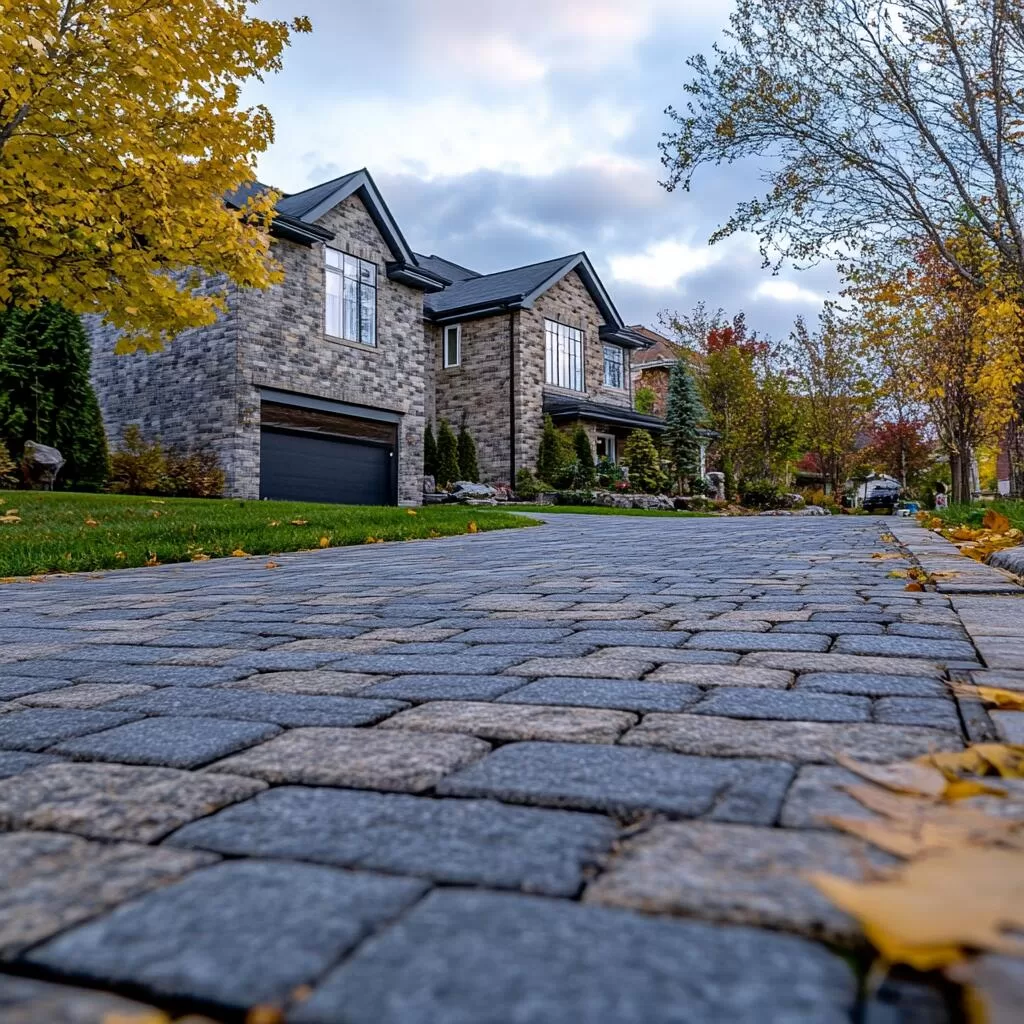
0, 0, 311, 351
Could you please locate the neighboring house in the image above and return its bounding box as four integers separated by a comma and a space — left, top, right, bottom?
629, 325, 681, 417
424, 253, 661, 482
87, 167, 661, 503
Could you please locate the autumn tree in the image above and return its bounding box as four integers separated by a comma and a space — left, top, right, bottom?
661, 0, 1024, 291
739, 341, 803, 484
862, 420, 933, 490
851, 229, 1024, 502
0, 1, 311, 351
790, 307, 873, 499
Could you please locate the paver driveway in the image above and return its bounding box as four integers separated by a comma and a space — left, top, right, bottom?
0, 512, 1019, 1023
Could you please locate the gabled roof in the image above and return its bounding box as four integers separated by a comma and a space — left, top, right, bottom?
414, 253, 481, 284
423, 252, 650, 347
630, 325, 681, 367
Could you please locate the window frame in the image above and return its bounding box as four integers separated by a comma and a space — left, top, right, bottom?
603, 344, 625, 389
443, 323, 461, 368
544, 318, 584, 392
596, 433, 617, 464
324, 247, 377, 347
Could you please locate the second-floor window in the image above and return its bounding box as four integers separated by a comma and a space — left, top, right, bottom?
325, 248, 376, 346
545, 319, 583, 391
443, 324, 461, 367
603, 345, 625, 388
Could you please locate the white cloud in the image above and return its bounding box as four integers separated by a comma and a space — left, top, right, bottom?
753, 279, 825, 304
609, 238, 723, 290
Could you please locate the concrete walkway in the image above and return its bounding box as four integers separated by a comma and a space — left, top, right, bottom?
0, 513, 1021, 1023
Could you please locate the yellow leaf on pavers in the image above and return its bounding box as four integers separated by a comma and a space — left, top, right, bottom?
955, 685, 1024, 711
905, 582, 925, 591
887, 569, 909, 578
942, 779, 1008, 801
230, 549, 249, 557
948, 954, 1024, 1024
837, 754, 947, 798
264, 561, 280, 569
983, 510, 1012, 534
977, 745, 1024, 778
920, 745, 1024, 780
951, 526, 982, 541
810, 847, 1024, 970
245, 1006, 284, 1024
872, 552, 904, 560
102, 1012, 171, 1024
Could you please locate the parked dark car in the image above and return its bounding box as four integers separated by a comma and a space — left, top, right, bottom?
863, 482, 901, 514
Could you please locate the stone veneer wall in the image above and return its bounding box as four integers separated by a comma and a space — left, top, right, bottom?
431, 312, 518, 484
85, 275, 249, 495
515, 270, 633, 476
235, 195, 428, 504
632, 365, 670, 417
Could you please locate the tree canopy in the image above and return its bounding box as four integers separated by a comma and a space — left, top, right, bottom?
0, 1, 310, 351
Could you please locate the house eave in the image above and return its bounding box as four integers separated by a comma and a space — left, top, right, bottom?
543, 396, 668, 433
270, 216, 333, 246
599, 325, 650, 351
386, 262, 448, 293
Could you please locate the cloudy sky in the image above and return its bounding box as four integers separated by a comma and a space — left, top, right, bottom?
246, 0, 837, 338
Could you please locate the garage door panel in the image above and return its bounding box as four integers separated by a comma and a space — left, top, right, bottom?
260, 429, 395, 506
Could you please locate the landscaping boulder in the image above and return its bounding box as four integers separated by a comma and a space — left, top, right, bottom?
23, 441, 65, 490
706, 472, 725, 501
796, 505, 829, 516
594, 492, 631, 509
423, 475, 436, 495
451, 482, 495, 501
989, 546, 1024, 579
630, 494, 675, 511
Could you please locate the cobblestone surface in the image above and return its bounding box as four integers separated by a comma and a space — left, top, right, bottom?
1, 512, 1018, 1020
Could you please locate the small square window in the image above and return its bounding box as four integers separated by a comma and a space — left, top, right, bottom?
443, 324, 461, 368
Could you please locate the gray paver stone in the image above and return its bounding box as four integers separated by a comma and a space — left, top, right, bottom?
360, 674, 526, 701
686, 632, 831, 653
504, 657, 654, 679
379, 701, 636, 744
584, 820, 894, 944
873, 697, 962, 731
0, 750, 63, 778
0, 830, 215, 957
224, 670, 383, 695
169, 785, 616, 895
496, 678, 702, 713
208, 726, 490, 792
0, 677, 73, 700
27, 860, 427, 1009
291, 889, 856, 1024
327, 654, 526, 674
14, 683, 155, 708
742, 652, 946, 676
622, 714, 962, 764
833, 635, 978, 661
646, 664, 794, 688
795, 672, 947, 697
436, 741, 794, 823
72, 664, 252, 687
0, 976, 177, 1024
50, 716, 281, 768
0, 762, 266, 841
692, 688, 871, 722
0, 709, 142, 752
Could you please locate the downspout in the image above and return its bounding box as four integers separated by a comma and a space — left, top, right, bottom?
508, 311, 516, 483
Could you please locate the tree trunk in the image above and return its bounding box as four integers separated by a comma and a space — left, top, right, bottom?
949, 448, 973, 504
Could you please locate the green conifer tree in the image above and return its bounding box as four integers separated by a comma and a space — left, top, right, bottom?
663, 360, 706, 492
457, 418, 480, 483
436, 419, 461, 486
536, 414, 570, 484
0, 303, 108, 488
423, 422, 438, 480
571, 424, 596, 487
621, 429, 667, 494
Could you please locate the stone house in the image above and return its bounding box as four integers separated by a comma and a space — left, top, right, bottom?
87, 168, 661, 503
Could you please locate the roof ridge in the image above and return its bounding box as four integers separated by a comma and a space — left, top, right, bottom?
469, 252, 580, 281
281, 169, 362, 201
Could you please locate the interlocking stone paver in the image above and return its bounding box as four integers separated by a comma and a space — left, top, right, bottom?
773, 620, 886, 635
223, 670, 383, 695
502, 656, 653, 679
0, 976, 177, 1024
741, 652, 946, 676
887, 623, 969, 640
794, 672, 947, 697
437, 741, 794, 823
14, 682, 155, 708
325, 653, 525, 674
380, 700, 637, 743
72, 664, 252, 686
645, 663, 794, 688
584, 820, 894, 944
0, 676, 73, 700
832, 634, 978, 661
291, 889, 856, 1024
569, 629, 697, 648
496, 678, 702, 713
208, 726, 490, 791
27, 861, 428, 1010
692, 688, 871, 722
779, 765, 881, 828
50, 716, 281, 768
169, 785, 616, 895
992, 710, 1024, 744
360, 674, 527, 701
104, 687, 405, 727
0, 708, 142, 752
0, 750, 63, 779
451, 627, 576, 643
0, 830, 215, 957
686, 631, 831, 653
720, 609, 813, 622
622, 714, 962, 764
873, 697, 961, 731
0, 762, 266, 841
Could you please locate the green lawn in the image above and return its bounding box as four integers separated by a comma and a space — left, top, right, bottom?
0, 491, 535, 578
929, 499, 1024, 532
503, 503, 711, 518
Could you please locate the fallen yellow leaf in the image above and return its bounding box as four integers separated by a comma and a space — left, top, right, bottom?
114, 550, 126, 560
191, 553, 211, 562
144, 553, 160, 566
406, 508, 417, 516
268, 520, 281, 526
84, 517, 99, 526
809, 846, 1024, 971
264, 560, 280, 569
887, 569, 908, 578
318, 536, 330, 548
948, 953, 1024, 1024
468, 521, 478, 533
101, 1012, 172, 1024
245, 1004, 284, 1024
955, 685, 1024, 712
836, 753, 947, 798
5, 507, 18, 514
920, 745, 1024, 780
905, 582, 925, 591
871, 552, 904, 560
289, 518, 308, 526
230, 549, 249, 557
983, 509, 1012, 534
0, 515, 22, 524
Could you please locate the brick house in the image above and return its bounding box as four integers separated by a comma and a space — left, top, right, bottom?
87, 168, 661, 503
629, 325, 681, 417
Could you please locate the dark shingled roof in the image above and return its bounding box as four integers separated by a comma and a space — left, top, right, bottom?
424, 255, 579, 315
414, 254, 481, 284
543, 394, 667, 432
274, 172, 362, 220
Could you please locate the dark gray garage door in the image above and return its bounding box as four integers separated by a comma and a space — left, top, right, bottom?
259, 428, 396, 505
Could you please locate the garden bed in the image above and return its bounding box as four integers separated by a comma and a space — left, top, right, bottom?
0, 491, 534, 578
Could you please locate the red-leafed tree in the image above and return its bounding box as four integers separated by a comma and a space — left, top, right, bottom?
863, 419, 932, 489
